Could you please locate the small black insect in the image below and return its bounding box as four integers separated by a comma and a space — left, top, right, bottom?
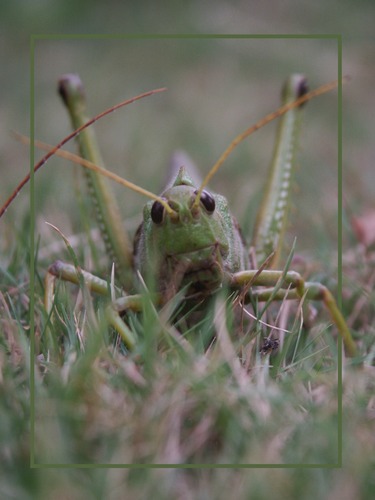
260, 338, 280, 355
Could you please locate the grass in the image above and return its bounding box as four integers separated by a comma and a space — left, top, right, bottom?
1, 187, 375, 498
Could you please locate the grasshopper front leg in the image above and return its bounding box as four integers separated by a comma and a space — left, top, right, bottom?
231, 270, 357, 357
45, 261, 141, 350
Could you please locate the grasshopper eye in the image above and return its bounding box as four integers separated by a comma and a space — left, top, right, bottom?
195, 190, 215, 214
151, 199, 165, 224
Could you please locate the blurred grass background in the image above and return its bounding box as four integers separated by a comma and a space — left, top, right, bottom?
0, 1, 373, 258
5, 36, 340, 253
0, 1, 374, 498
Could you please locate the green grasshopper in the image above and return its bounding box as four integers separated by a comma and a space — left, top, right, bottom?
1, 73, 357, 357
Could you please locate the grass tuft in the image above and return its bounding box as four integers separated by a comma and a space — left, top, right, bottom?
1, 203, 374, 498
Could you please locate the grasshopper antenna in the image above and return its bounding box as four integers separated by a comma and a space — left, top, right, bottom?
14, 132, 177, 216
0, 85, 168, 219
192, 77, 348, 210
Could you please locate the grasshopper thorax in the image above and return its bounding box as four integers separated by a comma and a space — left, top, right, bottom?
133, 166, 248, 300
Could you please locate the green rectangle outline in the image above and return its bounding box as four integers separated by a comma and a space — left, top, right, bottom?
29, 33, 343, 469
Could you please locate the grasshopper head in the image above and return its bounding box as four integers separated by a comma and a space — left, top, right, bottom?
134, 167, 247, 299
